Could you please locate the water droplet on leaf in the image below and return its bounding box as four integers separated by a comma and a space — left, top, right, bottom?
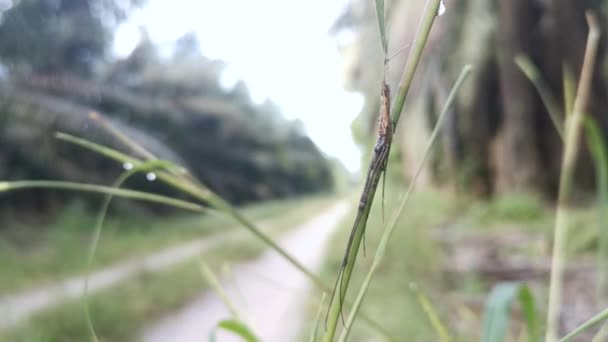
146, 172, 157, 181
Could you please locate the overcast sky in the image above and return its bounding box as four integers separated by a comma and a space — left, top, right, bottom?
113, 0, 364, 172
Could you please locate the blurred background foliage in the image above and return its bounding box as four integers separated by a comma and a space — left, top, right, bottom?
335, 0, 608, 199
0, 0, 335, 218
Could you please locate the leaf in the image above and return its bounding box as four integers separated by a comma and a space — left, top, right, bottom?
561, 306, 608, 341
515, 55, 564, 139
374, 0, 387, 54
209, 319, 259, 342
308, 293, 326, 342
584, 117, 608, 300
409, 283, 451, 342
481, 282, 539, 342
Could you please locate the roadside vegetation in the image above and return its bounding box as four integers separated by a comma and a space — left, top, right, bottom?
0, 194, 337, 342
0, 195, 335, 295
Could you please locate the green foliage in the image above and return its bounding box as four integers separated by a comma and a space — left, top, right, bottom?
210, 320, 259, 342
476, 192, 544, 223
481, 282, 539, 342
584, 117, 608, 299
0, 0, 139, 75
0, 195, 334, 341
373, 0, 387, 54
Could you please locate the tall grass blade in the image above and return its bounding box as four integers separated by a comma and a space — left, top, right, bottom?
584, 117, 608, 301
546, 13, 600, 342
515, 55, 564, 139
336, 65, 472, 342
209, 319, 259, 342
481, 282, 539, 342
309, 293, 327, 342
563, 63, 576, 120
374, 0, 387, 54
200, 261, 242, 319
560, 306, 608, 342
409, 283, 451, 342
0, 180, 211, 213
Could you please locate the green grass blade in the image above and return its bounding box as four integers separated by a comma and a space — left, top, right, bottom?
481, 282, 539, 342
390, 0, 443, 127
518, 285, 540, 342
546, 15, 600, 342
336, 65, 472, 342
563, 62, 576, 119
409, 283, 451, 342
560, 306, 608, 342
200, 261, 242, 320
374, 0, 387, 54
515, 55, 564, 139
83, 160, 181, 341
209, 319, 259, 342
308, 293, 327, 342
0, 180, 211, 213
584, 117, 608, 301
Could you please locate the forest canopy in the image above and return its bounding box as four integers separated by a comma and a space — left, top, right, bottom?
0, 0, 333, 213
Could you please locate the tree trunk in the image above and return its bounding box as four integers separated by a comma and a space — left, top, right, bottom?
493, 0, 543, 192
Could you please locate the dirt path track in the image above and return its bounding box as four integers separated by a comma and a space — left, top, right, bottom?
140, 201, 349, 342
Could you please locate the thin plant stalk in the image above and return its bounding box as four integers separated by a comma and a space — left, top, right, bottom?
515, 55, 564, 139
83, 160, 179, 341
560, 306, 608, 342
410, 283, 451, 342
309, 293, 328, 342
200, 261, 243, 320
322, 1, 444, 340
337, 66, 471, 342
0, 180, 210, 213
545, 12, 600, 342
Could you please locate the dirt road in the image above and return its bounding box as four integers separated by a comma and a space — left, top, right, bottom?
140, 201, 349, 342
0, 214, 287, 328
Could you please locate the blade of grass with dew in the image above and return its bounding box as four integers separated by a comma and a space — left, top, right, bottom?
560, 306, 608, 342
57, 132, 393, 336
409, 283, 451, 342
209, 319, 259, 342
584, 117, 608, 301
83, 160, 184, 342
481, 282, 539, 342
374, 0, 387, 54
309, 293, 327, 342
546, 13, 600, 342
336, 65, 472, 342
323, 2, 446, 340
515, 55, 564, 139
56, 133, 395, 337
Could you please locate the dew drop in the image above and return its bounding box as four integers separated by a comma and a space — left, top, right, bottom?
123, 162, 133, 170
146, 172, 157, 181
437, 0, 446, 16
